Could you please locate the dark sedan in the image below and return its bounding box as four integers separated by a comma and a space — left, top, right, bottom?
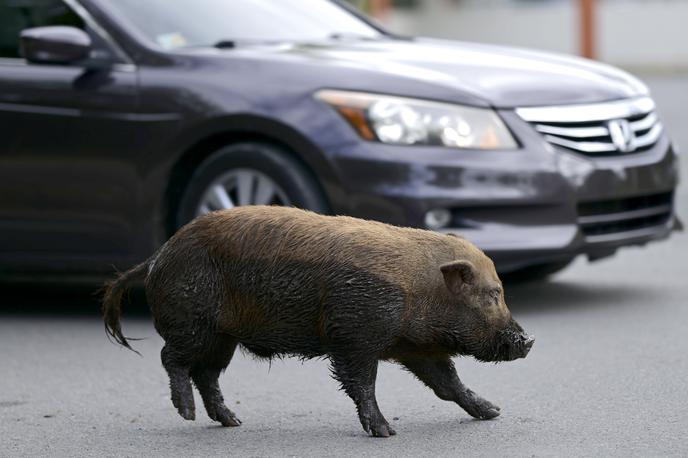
0, 0, 680, 280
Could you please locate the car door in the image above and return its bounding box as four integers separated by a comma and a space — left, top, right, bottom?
0, 0, 146, 273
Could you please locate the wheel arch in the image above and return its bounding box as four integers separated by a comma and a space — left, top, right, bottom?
162, 115, 336, 236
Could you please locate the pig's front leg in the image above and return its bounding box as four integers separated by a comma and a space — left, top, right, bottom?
330, 354, 396, 437
401, 357, 500, 420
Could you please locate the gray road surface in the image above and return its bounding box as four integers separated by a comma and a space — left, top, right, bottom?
1, 77, 687, 457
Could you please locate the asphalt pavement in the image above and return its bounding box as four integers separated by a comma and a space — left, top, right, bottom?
1, 76, 687, 457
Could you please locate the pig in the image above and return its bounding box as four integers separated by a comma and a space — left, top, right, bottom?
102, 205, 533, 437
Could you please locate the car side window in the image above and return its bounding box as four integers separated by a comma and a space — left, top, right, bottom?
0, 0, 85, 59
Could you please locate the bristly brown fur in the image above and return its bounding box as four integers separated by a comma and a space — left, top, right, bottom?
102, 205, 532, 436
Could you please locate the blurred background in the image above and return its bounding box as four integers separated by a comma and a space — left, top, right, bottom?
352, 0, 688, 72
2, 1, 687, 456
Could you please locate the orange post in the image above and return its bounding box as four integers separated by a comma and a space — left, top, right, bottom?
580, 0, 597, 59
369, 0, 392, 21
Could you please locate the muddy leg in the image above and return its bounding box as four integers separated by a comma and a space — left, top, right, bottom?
330, 354, 395, 437
401, 357, 500, 420
190, 334, 241, 427
161, 343, 195, 421
191, 367, 241, 427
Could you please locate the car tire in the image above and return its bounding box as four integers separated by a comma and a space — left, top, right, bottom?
501, 259, 574, 283
176, 142, 328, 229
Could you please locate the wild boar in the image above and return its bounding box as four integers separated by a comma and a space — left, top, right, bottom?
102, 206, 533, 437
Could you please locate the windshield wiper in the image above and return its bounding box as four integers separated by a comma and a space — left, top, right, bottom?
209, 35, 378, 49
213, 40, 236, 49
328, 32, 380, 41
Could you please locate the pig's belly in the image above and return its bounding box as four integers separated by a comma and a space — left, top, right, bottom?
216, 256, 400, 358
238, 334, 327, 359
220, 301, 327, 359
218, 279, 329, 359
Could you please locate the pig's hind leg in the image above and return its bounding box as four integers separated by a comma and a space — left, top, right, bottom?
401, 357, 500, 420
190, 334, 242, 427
330, 353, 396, 438
161, 343, 196, 421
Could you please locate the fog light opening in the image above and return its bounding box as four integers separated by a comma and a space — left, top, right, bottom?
425, 209, 452, 230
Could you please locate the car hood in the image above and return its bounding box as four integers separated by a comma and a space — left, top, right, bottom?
221, 38, 648, 108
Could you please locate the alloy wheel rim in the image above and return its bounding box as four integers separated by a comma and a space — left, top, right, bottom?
196, 169, 291, 216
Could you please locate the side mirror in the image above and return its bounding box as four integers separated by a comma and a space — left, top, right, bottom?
20, 26, 92, 65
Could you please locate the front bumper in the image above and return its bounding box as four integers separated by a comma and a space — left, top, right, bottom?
313, 109, 680, 273
450, 191, 677, 272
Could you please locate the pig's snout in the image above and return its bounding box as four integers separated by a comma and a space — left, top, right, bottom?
521, 333, 535, 357
495, 328, 534, 361
510, 332, 534, 359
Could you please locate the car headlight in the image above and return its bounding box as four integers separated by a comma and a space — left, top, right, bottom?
315, 90, 517, 150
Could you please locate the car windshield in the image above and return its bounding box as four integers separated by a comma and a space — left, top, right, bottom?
102, 0, 383, 50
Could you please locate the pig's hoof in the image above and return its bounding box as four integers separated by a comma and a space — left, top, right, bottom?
178, 406, 196, 421
475, 407, 500, 420
220, 416, 241, 427
463, 397, 500, 420
208, 404, 241, 427
217, 410, 242, 427
370, 423, 396, 438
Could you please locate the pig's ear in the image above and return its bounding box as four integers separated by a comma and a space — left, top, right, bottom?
440, 260, 476, 294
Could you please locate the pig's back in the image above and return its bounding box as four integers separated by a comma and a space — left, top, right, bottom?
193, 205, 455, 289
170, 206, 453, 356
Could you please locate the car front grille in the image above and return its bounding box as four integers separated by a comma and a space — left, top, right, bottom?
516, 97, 663, 156
577, 191, 673, 241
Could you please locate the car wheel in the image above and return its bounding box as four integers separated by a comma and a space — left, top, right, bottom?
501, 259, 574, 283
176, 142, 328, 228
